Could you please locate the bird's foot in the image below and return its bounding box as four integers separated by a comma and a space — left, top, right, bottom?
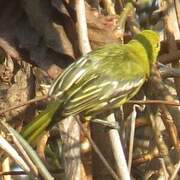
90, 118, 120, 130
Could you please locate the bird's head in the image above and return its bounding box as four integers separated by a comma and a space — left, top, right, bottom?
134, 30, 160, 66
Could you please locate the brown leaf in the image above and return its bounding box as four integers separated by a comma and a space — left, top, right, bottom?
22, 0, 75, 58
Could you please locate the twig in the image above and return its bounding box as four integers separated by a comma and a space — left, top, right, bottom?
75, 1, 92, 176
1, 157, 11, 180
164, 0, 180, 100
160, 66, 180, 78
159, 158, 169, 180
0, 171, 27, 176
160, 105, 180, 152
147, 68, 180, 139
91, 118, 119, 129
148, 109, 174, 176
170, 161, 180, 180
174, 0, 180, 30
0, 95, 49, 115
75, 0, 91, 54
133, 148, 160, 165
10, 132, 38, 176
0, 121, 54, 180
0, 134, 31, 174
107, 113, 130, 180
144, 170, 159, 180
1, 97, 179, 117
147, 68, 180, 154
116, 2, 134, 37
76, 118, 120, 180
128, 105, 137, 172
119, 106, 126, 153
0, 37, 23, 61
103, 0, 116, 15
118, 1, 133, 22
127, 100, 180, 106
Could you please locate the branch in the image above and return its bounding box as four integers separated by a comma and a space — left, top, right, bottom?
75, 0, 91, 54
107, 113, 130, 180
170, 161, 180, 180
0, 96, 179, 117
0, 95, 49, 115
127, 100, 180, 106
148, 110, 175, 176
160, 66, 180, 78
163, 0, 180, 100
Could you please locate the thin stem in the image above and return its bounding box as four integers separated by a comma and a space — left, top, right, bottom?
76, 118, 120, 180
148, 110, 174, 176
75, 0, 91, 54
127, 100, 180, 106
107, 113, 130, 180
128, 106, 136, 172
170, 161, 180, 180
0, 95, 48, 115
1, 97, 179, 117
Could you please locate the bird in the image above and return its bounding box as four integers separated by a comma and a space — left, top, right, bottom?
21, 30, 160, 144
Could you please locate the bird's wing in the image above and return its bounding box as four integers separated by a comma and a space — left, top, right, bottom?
49, 44, 126, 97
62, 74, 145, 117
48, 56, 86, 97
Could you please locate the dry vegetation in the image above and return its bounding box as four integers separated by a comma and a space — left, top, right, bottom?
0, 0, 180, 180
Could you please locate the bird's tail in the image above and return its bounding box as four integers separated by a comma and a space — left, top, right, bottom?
21, 99, 63, 144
